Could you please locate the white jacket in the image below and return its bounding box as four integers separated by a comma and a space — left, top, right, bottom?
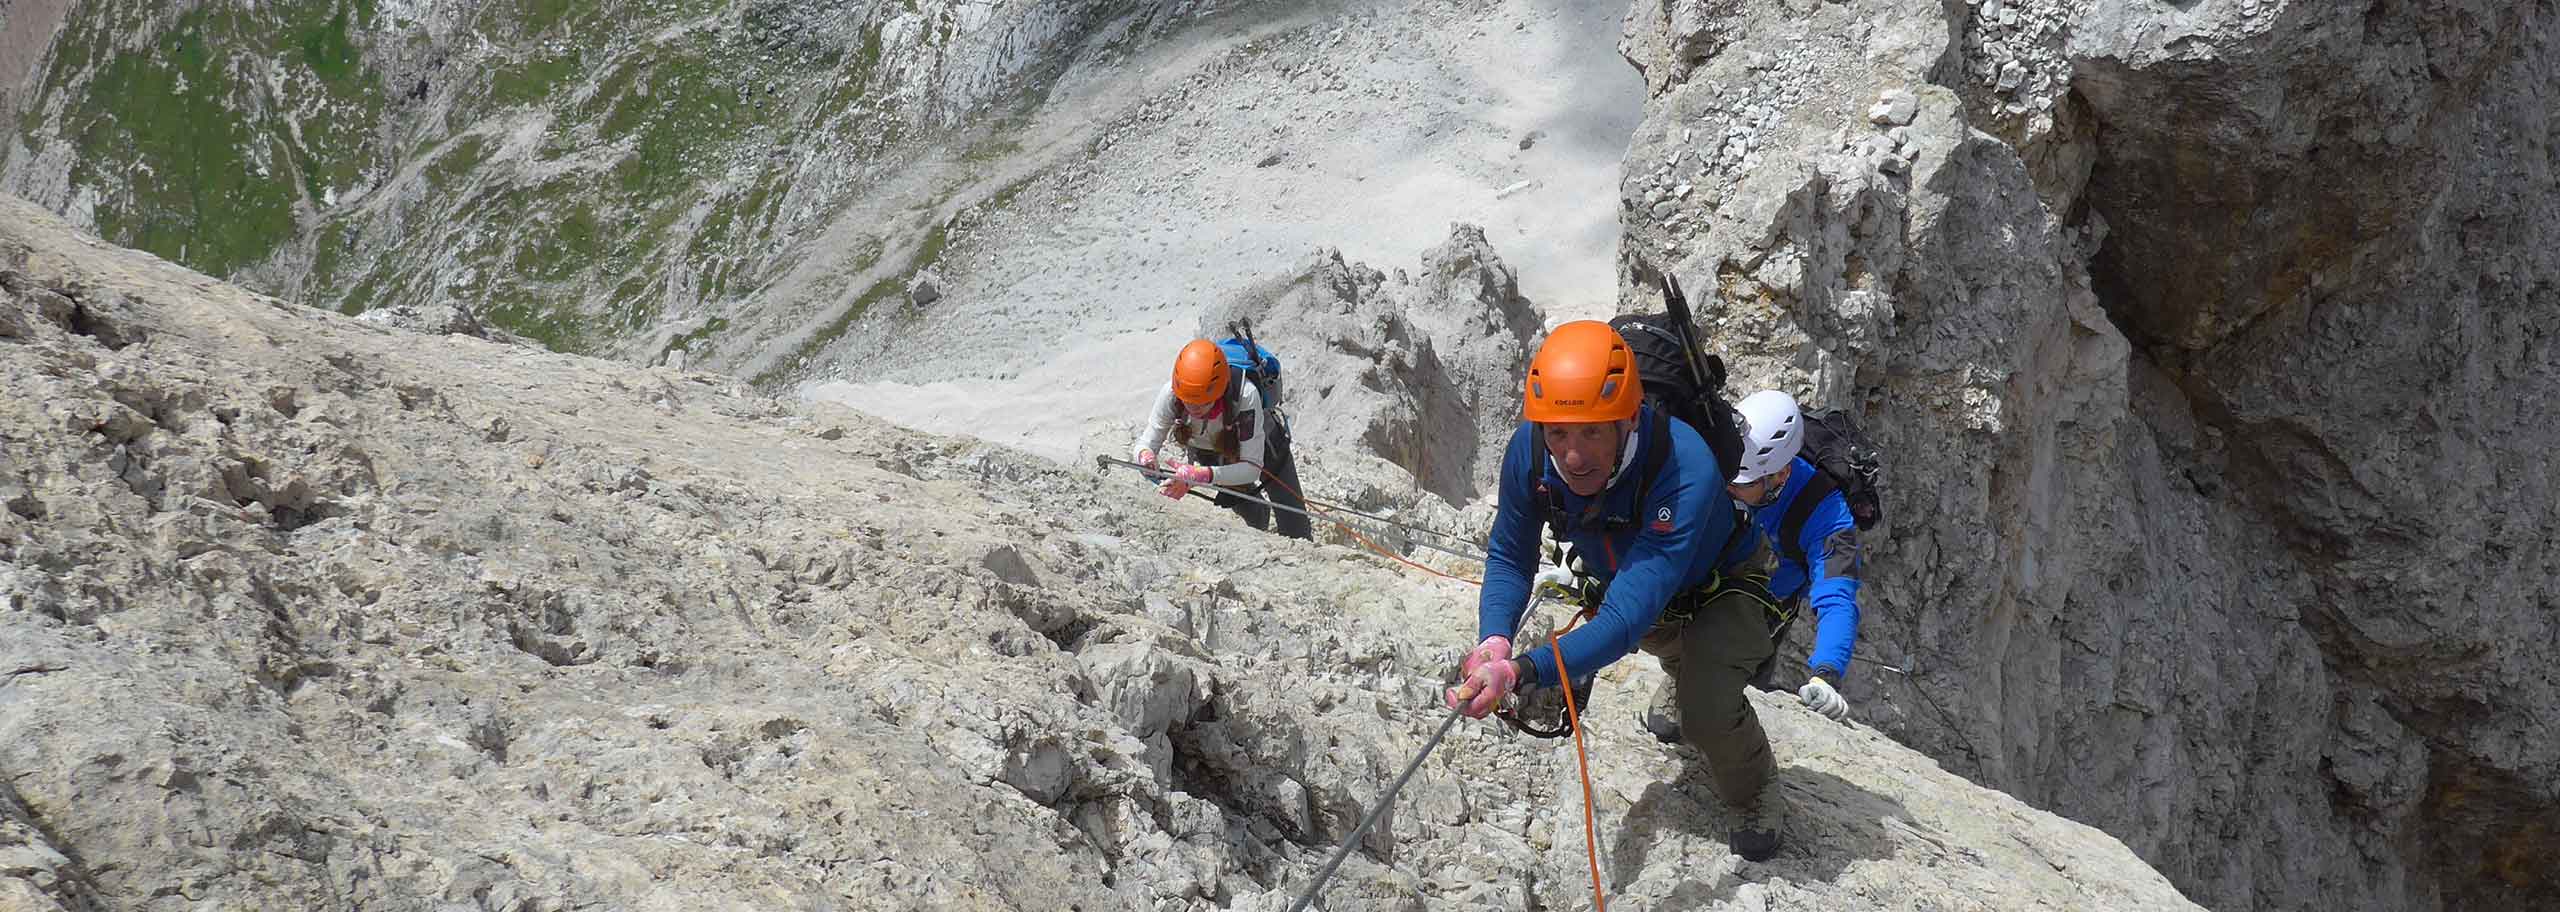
1132, 380, 1269, 488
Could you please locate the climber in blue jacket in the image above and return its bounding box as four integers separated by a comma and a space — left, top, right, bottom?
1728, 390, 1862, 722
1446, 320, 1784, 862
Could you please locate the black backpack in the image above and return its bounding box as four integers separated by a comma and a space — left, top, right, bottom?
1773, 408, 1884, 568
1524, 274, 1746, 542
1606, 312, 1744, 478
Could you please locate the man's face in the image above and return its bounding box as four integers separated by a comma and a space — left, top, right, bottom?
1541, 420, 1633, 497
1727, 462, 1792, 508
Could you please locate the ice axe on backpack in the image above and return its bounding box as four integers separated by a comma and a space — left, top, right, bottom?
1648, 267, 1724, 408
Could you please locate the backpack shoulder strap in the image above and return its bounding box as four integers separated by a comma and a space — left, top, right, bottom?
1526, 428, 1566, 540
1776, 469, 1840, 569
1634, 408, 1672, 511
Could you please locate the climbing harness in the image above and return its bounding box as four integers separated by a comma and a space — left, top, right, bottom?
1494, 583, 1598, 740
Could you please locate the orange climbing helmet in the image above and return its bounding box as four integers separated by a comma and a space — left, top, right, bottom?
1171, 339, 1232, 405
1522, 320, 1641, 423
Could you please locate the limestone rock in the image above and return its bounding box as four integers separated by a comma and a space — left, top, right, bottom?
908, 269, 944, 307
355, 301, 527, 345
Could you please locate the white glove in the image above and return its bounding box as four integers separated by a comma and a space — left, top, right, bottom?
1533, 563, 1578, 596
1800, 676, 1850, 722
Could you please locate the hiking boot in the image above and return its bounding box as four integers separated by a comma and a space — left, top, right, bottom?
1642, 677, 1681, 744
1730, 775, 1784, 862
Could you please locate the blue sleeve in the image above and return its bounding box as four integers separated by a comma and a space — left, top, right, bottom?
1522, 441, 1732, 687
1476, 427, 1541, 644
1798, 496, 1863, 678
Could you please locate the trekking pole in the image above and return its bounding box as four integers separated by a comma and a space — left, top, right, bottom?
1284, 705, 1466, 912
1094, 455, 1488, 564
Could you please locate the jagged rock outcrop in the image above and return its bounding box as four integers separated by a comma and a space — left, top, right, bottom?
355, 300, 531, 346
1618, 1, 2560, 910
0, 779, 101, 912
1195, 224, 1541, 512
0, 194, 2206, 910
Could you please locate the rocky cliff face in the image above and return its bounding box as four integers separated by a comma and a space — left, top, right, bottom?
1617, 1, 2559, 910
0, 194, 2209, 910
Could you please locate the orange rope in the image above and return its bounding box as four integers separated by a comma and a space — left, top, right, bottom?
1545, 607, 1607, 912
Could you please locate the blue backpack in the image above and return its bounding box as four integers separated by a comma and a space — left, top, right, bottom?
1217, 324, 1282, 408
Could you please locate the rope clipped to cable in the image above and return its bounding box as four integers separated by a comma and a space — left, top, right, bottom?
1093, 454, 1486, 580
1247, 456, 1486, 586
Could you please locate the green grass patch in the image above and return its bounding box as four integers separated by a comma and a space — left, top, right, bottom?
610, 273, 660, 331
623, 194, 691, 271
578, 58, 647, 132
298, 6, 360, 85
610, 53, 753, 197
282, 1, 390, 204
339, 269, 385, 315
425, 135, 489, 190
912, 221, 951, 271
959, 133, 1022, 165
30, 13, 100, 127
67, 10, 299, 276
986, 174, 1038, 213
753, 274, 900, 389
666, 316, 728, 353
482, 290, 588, 352
502, 0, 601, 36
512, 204, 602, 281
488, 48, 584, 107
311, 220, 350, 290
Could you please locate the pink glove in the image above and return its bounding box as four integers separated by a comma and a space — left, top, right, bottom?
1158, 463, 1211, 498
1458, 636, 1512, 680
1447, 654, 1522, 719
1157, 462, 1211, 499
1134, 447, 1159, 469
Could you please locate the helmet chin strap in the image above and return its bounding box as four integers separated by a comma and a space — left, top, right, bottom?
1543, 424, 1643, 490
1605, 426, 1641, 487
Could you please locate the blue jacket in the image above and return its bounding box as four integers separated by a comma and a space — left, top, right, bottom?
1752, 456, 1862, 678
1476, 406, 1739, 687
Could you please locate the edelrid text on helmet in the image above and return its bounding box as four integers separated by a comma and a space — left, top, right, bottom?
1171, 339, 1231, 405
1523, 321, 1641, 423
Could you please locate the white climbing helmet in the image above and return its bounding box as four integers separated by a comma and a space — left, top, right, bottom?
1731, 390, 1804, 484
